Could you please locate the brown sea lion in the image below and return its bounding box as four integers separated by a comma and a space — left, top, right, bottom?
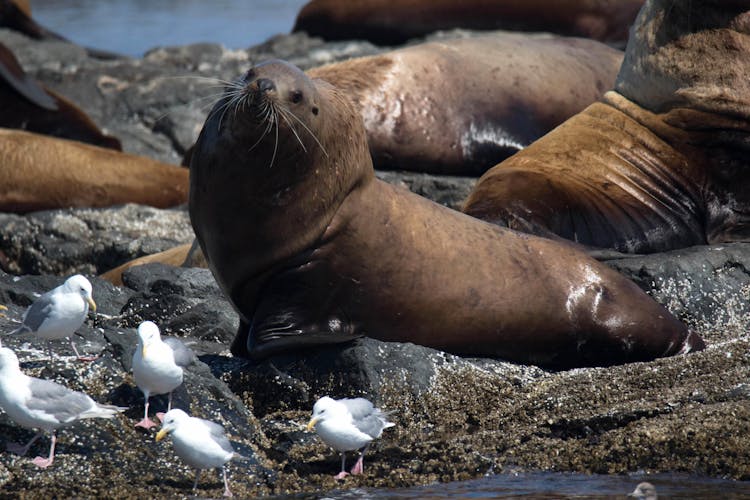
293, 0, 644, 47
188, 59, 704, 369
308, 33, 623, 175
100, 241, 205, 286
0, 129, 188, 212
0, 42, 121, 149
463, 0, 750, 254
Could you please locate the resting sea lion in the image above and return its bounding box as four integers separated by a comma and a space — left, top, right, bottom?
463, 0, 750, 253
100, 242, 204, 286
293, 0, 644, 47
0, 129, 188, 212
0, 42, 121, 149
308, 33, 623, 175
188, 59, 704, 369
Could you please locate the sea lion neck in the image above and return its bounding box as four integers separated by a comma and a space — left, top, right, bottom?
615, 0, 750, 121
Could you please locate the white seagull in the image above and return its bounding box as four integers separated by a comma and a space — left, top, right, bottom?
9, 274, 97, 361
0, 346, 125, 468
629, 482, 658, 499
132, 321, 194, 429
156, 408, 242, 497
307, 396, 395, 479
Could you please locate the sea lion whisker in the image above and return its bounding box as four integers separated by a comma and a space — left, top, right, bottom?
247, 102, 275, 153
277, 106, 308, 153
280, 106, 329, 158
268, 104, 280, 169
215, 92, 247, 132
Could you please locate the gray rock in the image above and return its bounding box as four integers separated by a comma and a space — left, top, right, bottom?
0, 204, 193, 276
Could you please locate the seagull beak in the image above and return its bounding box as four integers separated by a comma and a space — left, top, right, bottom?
87, 297, 97, 312
142, 346, 148, 358
306, 417, 319, 432
155, 428, 171, 442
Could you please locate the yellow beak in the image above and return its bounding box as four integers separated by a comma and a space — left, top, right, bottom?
306, 417, 319, 432
155, 428, 170, 442
142, 346, 148, 358
87, 297, 97, 312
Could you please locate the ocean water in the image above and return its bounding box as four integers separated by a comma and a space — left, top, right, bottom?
24, 3, 750, 499
32, 0, 309, 57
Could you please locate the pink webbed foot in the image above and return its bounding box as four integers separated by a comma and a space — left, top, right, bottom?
334, 471, 349, 480
155, 412, 166, 423
31, 456, 53, 468
135, 417, 159, 429
350, 456, 364, 475
76, 355, 99, 362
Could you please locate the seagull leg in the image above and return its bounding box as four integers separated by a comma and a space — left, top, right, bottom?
222, 465, 233, 497
6, 431, 43, 456
350, 445, 369, 475
167, 391, 173, 412
70, 338, 98, 362
334, 452, 349, 480
135, 395, 158, 429
192, 469, 201, 491
31, 431, 55, 468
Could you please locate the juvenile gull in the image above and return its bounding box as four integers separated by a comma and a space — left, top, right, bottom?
307, 396, 395, 479
0, 346, 125, 467
9, 274, 97, 361
156, 408, 242, 497
132, 321, 194, 429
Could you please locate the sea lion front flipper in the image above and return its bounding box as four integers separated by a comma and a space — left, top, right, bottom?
0, 42, 57, 110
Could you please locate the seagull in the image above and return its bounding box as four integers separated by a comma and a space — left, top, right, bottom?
306, 396, 395, 479
0, 346, 126, 468
132, 321, 194, 429
9, 274, 97, 361
629, 482, 658, 499
156, 408, 242, 497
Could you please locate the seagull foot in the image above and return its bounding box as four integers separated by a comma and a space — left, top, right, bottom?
135, 417, 159, 430
334, 471, 349, 480
155, 412, 166, 423
6, 442, 29, 456
76, 354, 99, 362
224, 488, 233, 497
31, 456, 53, 468
350, 457, 364, 475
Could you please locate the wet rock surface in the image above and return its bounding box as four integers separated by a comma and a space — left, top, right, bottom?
0, 21, 749, 500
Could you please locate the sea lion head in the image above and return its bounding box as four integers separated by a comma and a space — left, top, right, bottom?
189, 59, 374, 326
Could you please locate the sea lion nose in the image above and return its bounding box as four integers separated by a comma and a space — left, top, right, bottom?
257, 78, 275, 93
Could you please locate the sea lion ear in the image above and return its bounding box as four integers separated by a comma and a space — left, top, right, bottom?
312, 106, 319, 116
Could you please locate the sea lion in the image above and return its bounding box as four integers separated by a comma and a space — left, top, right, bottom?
463, 0, 750, 254
0, 128, 188, 212
0, 42, 121, 150
308, 33, 623, 175
188, 59, 704, 369
293, 0, 644, 47
100, 241, 205, 286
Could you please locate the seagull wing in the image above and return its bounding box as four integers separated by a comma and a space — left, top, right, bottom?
196, 417, 234, 454
163, 337, 195, 367
15, 293, 56, 333
26, 377, 96, 424
340, 398, 393, 438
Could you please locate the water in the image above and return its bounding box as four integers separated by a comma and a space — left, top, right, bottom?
302, 472, 750, 499
32, 0, 309, 57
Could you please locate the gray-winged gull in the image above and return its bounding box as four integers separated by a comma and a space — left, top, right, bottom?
0, 346, 125, 467
156, 408, 242, 497
307, 396, 395, 479
629, 482, 658, 499
132, 321, 195, 429
9, 274, 97, 361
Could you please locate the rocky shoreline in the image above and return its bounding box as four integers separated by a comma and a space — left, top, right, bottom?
0, 26, 749, 498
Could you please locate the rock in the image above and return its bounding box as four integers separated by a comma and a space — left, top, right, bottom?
0, 205, 193, 276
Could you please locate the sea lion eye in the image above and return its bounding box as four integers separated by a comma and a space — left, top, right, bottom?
312, 107, 319, 115
290, 91, 303, 104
